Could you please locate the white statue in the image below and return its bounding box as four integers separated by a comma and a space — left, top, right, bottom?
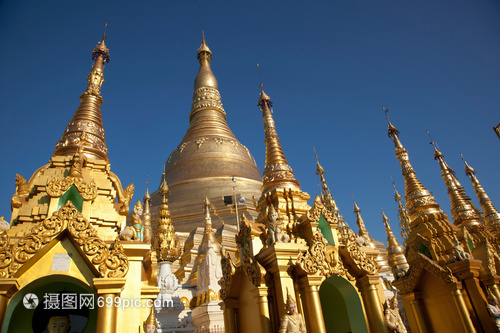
385, 292, 407, 333
279, 290, 306, 333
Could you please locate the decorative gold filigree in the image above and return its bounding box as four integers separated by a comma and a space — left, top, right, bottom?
0, 201, 128, 278
339, 225, 378, 275
219, 252, 235, 300
46, 176, 98, 201
209, 289, 218, 302
296, 228, 347, 278
397, 253, 457, 294
242, 243, 262, 287
0, 230, 13, 278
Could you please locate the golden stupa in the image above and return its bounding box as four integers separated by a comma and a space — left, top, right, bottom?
151, 34, 262, 233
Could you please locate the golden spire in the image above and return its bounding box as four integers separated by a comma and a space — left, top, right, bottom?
352, 195, 374, 247
392, 178, 410, 243
385, 107, 443, 222
54, 24, 110, 161
462, 155, 500, 233
143, 177, 152, 243
187, 32, 227, 125
314, 149, 340, 217
194, 31, 217, 90
381, 207, 409, 275
259, 78, 300, 194
153, 175, 181, 262
431, 140, 482, 228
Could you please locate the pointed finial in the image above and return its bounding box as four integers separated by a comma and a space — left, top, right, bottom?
257, 63, 264, 91
102, 22, 107, 41
381, 205, 389, 223
461, 153, 475, 176
384, 106, 400, 140
391, 176, 402, 202
314, 146, 325, 176
427, 130, 444, 160
257, 63, 271, 105
202, 30, 205, 44
352, 193, 360, 213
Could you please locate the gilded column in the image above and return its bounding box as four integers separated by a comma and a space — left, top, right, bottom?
448, 260, 496, 332
488, 284, 500, 307
298, 276, 326, 333
451, 288, 477, 333
252, 286, 272, 333
356, 275, 386, 333
221, 299, 238, 333
401, 292, 429, 333
93, 278, 126, 333
0, 279, 18, 329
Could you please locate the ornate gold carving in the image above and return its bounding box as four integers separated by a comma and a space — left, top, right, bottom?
190, 87, 226, 117
208, 289, 218, 302
0, 230, 13, 278
46, 150, 98, 201
398, 253, 457, 294
195, 138, 205, 149
242, 243, 262, 287
0, 201, 128, 278
219, 252, 235, 300
338, 224, 378, 275
296, 228, 347, 278
46, 176, 98, 201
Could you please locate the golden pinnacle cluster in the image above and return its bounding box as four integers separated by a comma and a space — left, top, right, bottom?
1, 30, 499, 333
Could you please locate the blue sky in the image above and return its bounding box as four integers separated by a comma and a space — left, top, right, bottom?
0, 0, 499, 245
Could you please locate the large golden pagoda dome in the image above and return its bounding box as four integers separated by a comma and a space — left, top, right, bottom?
152, 36, 262, 232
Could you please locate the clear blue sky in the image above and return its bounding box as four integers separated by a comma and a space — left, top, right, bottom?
1, 0, 499, 246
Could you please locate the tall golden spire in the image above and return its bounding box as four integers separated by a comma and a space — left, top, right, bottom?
54, 24, 110, 161
392, 178, 410, 243
188, 32, 225, 125
385, 108, 443, 222
153, 176, 181, 262
352, 195, 374, 247
143, 179, 152, 243
462, 155, 500, 234
315, 150, 340, 217
259, 82, 300, 194
431, 141, 482, 228
381, 208, 409, 275
385, 107, 457, 264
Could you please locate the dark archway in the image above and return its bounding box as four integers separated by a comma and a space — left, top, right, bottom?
2, 275, 97, 333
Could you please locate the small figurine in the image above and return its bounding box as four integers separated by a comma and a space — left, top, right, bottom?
47, 315, 71, 333
279, 289, 306, 333
143, 305, 158, 333
486, 288, 500, 331
266, 205, 289, 246
385, 292, 407, 333
120, 200, 145, 241
450, 236, 470, 262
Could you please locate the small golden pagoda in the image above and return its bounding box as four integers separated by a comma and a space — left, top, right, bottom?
386, 109, 500, 333
218, 85, 389, 333
0, 30, 159, 332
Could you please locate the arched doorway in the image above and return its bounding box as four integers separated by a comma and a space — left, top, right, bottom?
2, 275, 97, 333
319, 276, 368, 333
